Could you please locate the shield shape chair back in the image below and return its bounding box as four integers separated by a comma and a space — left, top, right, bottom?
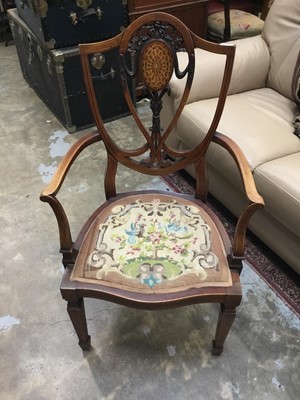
40, 12, 264, 355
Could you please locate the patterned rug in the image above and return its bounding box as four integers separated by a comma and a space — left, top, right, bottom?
162, 171, 300, 317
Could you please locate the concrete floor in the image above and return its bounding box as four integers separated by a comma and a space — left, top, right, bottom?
0, 42, 300, 400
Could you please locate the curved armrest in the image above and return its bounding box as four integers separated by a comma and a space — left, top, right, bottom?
41, 131, 101, 197
40, 131, 101, 261
212, 132, 265, 260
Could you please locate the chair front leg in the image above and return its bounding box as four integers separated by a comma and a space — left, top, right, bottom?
212, 302, 237, 355
67, 298, 91, 350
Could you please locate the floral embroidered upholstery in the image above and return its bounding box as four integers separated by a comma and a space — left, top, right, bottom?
208, 9, 264, 41
71, 194, 232, 293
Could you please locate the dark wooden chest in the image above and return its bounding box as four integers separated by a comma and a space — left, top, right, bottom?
8, 8, 133, 132
15, 0, 128, 49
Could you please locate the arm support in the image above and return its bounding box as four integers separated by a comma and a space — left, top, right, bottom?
213, 132, 265, 259
40, 131, 101, 260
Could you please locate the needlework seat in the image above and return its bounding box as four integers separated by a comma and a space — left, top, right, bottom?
70, 193, 232, 293
208, 9, 264, 41
40, 12, 264, 355
207, 0, 264, 42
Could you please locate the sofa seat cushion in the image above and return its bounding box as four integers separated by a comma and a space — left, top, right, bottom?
177, 88, 300, 173
254, 153, 300, 237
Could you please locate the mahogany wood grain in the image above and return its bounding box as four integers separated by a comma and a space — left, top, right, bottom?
40, 12, 264, 355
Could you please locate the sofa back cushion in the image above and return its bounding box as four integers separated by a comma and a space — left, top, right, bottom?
262, 0, 300, 101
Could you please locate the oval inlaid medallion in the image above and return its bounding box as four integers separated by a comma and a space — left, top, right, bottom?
140, 40, 174, 91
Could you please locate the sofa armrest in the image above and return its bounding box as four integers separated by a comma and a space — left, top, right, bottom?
170, 35, 270, 106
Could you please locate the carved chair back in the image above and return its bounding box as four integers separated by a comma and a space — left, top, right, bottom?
80, 12, 235, 200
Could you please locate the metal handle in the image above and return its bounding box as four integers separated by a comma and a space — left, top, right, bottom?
47, 55, 54, 75
69, 7, 103, 25
19, 0, 29, 8
90, 53, 115, 80
20, 0, 38, 15
92, 68, 116, 81
26, 33, 35, 65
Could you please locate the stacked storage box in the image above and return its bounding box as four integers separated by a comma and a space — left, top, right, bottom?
8, 1, 131, 132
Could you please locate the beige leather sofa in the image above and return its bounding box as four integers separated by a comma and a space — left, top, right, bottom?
162, 0, 300, 274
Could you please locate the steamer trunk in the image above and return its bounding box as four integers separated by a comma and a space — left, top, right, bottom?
15, 0, 128, 49
8, 8, 133, 132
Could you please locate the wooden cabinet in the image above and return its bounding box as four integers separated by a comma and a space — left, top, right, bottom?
128, 0, 209, 38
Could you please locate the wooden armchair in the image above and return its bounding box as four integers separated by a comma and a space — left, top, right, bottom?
40, 12, 264, 355
207, 0, 265, 42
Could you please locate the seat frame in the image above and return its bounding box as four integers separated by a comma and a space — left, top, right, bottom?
40, 12, 264, 355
